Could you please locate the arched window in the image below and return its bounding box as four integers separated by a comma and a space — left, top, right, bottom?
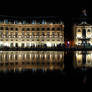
21, 43, 24, 48
32, 28, 35, 31
15, 43, 18, 47
22, 28, 25, 31
42, 28, 45, 31
27, 28, 30, 31
78, 29, 81, 32
10, 28, 14, 30
10, 43, 13, 47
52, 28, 55, 31
15, 28, 18, 31
0, 27, 4, 30
37, 28, 40, 31
88, 29, 90, 32
47, 28, 50, 31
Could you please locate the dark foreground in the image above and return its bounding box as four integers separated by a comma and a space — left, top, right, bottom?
0, 51, 92, 87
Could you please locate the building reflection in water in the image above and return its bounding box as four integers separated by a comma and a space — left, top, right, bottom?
0, 51, 64, 72
73, 51, 92, 68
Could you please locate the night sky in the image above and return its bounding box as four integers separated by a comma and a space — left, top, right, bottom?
0, 1, 91, 40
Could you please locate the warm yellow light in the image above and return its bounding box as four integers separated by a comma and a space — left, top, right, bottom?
77, 34, 81, 38
46, 42, 52, 47
76, 54, 82, 62
4, 43, 9, 46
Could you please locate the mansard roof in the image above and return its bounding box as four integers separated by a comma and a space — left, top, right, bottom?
0, 15, 63, 24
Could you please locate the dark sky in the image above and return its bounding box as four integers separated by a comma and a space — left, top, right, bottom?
0, 1, 91, 40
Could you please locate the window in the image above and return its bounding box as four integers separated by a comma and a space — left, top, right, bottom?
78, 29, 81, 32
42, 32, 45, 36
10, 43, 13, 47
88, 29, 90, 32
32, 28, 35, 31
47, 32, 50, 37
11, 28, 14, 30
47, 28, 50, 31
0, 27, 4, 30
52, 28, 55, 31
37, 28, 40, 31
42, 28, 45, 31
21, 43, 24, 48
15, 43, 18, 47
5, 27, 9, 30
57, 27, 61, 31
37, 32, 40, 36
22, 28, 25, 31
27, 28, 30, 31
32, 32, 34, 36
15, 32, 18, 38
52, 32, 54, 35
15, 28, 18, 31
57, 32, 60, 37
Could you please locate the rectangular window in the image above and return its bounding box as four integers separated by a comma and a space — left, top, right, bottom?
0, 27, 4, 30
37, 28, 40, 31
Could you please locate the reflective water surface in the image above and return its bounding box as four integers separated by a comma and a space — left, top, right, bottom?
0, 50, 92, 85
0, 51, 64, 72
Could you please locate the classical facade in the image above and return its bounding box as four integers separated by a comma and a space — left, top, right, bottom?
73, 22, 92, 46
0, 17, 64, 48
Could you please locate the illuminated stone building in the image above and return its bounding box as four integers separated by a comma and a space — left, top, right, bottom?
73, 9, 92, 47
0, 17, 64, 48
73, 22, 92, 46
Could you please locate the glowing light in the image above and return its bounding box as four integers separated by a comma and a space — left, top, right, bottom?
0, 42, 3, 46
4, 43, 9, 46
67, 41, 70, 44
77, 34, 81, 38
46, 42, 52, 47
